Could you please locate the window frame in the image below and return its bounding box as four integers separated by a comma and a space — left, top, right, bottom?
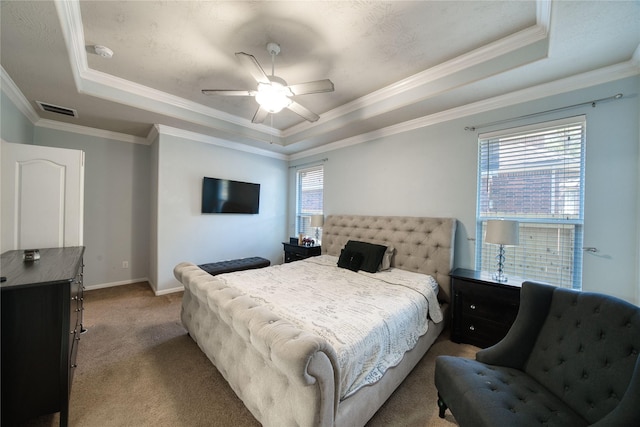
295, 164, 324, 239
475, 116, 586, 289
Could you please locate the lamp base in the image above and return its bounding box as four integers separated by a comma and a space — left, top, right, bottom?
493, 244, 508, 282
492, 272, 508, 283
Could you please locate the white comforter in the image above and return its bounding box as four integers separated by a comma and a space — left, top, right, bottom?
210, 254, 443, 399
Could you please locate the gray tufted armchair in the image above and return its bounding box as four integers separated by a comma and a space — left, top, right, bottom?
435, 281, 640, 426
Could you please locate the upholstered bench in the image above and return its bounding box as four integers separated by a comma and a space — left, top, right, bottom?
435, 281, 640, 427
198, 257, 270, 276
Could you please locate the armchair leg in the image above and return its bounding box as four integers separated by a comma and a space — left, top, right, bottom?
437, 393, 448, 418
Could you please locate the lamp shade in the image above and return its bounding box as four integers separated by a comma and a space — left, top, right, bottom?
485, 220, 519, 246
310, 215, 324, 228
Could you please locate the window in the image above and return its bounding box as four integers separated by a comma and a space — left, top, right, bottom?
476, 116, 586, 289
296, 165, 323, 239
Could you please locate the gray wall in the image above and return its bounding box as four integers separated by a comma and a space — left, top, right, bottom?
153, 131, 288, 293
289, 76, 640, 304
32, 128, 151, 288
1, 90, 34, 144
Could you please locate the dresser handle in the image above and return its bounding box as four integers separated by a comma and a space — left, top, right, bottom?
469, 325, 475, 331
470, 304, 476, 310
70, 364, 78, 368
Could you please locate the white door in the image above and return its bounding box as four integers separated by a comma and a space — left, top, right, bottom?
1, 141, 84, 252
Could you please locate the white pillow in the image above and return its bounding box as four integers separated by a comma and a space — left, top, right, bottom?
378, 246, 395, 271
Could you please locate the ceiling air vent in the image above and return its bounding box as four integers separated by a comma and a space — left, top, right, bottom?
36, 101, 78, 118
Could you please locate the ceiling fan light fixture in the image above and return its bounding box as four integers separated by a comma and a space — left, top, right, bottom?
255, 82, 292, 113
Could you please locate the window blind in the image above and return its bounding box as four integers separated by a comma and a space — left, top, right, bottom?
476, 116, 586, 289
296, 165, 324, 238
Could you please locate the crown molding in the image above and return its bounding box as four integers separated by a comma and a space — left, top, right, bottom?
2, 65, 149, 145
55, 0, 553, 148
283, 2, 552, 139
1, 66, 40, 124
36, 119, 149, 145
284, 24, 549, 140
54, 0, 282, 143
153, 124, 288, 161
290, 58, 639, 160
26, 0, 637, 161
54, 0, 87, 90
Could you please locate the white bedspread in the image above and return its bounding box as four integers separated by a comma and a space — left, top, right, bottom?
211, 255, 443, 399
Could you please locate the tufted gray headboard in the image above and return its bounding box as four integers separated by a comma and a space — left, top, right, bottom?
321, 215, 457, 303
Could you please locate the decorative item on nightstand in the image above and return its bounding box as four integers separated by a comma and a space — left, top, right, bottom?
310, 214, 324, 242
485, 219, 519, 282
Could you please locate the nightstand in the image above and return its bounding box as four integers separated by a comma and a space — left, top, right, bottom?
282, 242, 321, 263
450, 268, 522, 348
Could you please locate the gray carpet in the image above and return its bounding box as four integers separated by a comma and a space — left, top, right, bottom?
22, 282, 478, 426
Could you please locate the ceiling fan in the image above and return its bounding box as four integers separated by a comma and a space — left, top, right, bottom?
202, 42, 334, 124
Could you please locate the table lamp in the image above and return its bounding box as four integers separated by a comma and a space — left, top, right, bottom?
485, 219, 519, 282
310, 215, 324, 242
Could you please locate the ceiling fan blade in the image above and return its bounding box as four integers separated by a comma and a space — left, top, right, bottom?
201, 89, 257, 96
287, 101, 320, 122
287, 79, 335, 96
252, 106, 270, 124
235, 52, 271, 85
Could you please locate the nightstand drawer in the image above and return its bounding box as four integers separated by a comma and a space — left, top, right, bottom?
286, 244, 311, 256
450, 268, 522, 348
459, 316, 512, 348
282, 243, 321, 263
460, 296, 519, 324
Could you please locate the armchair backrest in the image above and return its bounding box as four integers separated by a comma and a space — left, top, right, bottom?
524, 286, 640, 424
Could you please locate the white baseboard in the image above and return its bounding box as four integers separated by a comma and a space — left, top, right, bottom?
84, 277, 184, 296
154, 285, 185, 296
84, 277, 149, 291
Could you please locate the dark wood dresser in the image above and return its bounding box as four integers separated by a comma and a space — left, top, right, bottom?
1, 246, 85, 427
450, 268, 522, 348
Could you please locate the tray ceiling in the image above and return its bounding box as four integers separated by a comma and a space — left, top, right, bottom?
1, 1, 638, 157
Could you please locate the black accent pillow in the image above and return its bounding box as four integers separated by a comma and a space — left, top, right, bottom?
344, 240, 387, 273
337, 249, 364, 272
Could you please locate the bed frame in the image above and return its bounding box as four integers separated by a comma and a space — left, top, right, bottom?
175, 215, 456, 426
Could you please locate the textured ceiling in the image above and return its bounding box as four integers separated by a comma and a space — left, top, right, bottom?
1, 1, 639, 156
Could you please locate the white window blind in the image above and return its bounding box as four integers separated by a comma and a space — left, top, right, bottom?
296, 165, 324, 238
476, 116, 586, 289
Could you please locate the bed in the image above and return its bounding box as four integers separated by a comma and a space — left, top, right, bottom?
174, 215, 456, 426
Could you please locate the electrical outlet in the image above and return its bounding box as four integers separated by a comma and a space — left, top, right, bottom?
122, 261, 129, 269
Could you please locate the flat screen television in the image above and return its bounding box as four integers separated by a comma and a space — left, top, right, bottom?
201, 177, 260, 214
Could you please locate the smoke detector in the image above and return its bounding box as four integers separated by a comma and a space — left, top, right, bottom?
93, 45, 114, 58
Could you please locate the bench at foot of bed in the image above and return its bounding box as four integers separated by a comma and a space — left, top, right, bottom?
198, 257, 270, 276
